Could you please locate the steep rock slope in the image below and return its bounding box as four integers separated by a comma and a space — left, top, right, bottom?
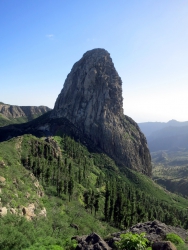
0, 102, 51, 126
51, 48, 152, 176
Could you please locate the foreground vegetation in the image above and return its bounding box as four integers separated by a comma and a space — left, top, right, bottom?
1, 133, 188, 249
115, 232, 188, 250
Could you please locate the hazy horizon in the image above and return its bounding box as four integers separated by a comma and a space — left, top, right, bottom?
1, 1, 188, 123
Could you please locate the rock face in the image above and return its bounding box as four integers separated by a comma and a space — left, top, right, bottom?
0, 103, 51, 125
51, 48, 151, 176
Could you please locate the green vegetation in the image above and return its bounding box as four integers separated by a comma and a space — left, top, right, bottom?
164, 233, 188, 250
152, 149, 188, 169
177, 245, 188, 250
0, 214, 78, 250
165, 233, 184, 246
152, 149, 188, 197
1, 133, 188, 249
115, 232, 149, 250
0, 114, 45, 127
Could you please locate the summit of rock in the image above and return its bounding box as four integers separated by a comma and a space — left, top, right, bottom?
51, 48, 152, 176
52, 48, 123, 120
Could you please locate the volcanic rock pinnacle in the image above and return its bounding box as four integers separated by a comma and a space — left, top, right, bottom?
51, 48, 152, 176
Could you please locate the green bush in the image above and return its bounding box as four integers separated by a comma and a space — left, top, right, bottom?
22, 237, 64, 250
176, 244, 188, 250
165, 233, 184, 246
24, 245, 64, 250
115, 232, 149, 250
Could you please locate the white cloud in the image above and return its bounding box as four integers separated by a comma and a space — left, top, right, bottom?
46, 34, 54, 39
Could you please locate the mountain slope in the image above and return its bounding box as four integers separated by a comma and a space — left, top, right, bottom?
1, 132, 188, 250
0, 102, 51, 127
1, 134, 188, 224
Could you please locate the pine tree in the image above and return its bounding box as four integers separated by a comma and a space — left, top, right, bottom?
104, 182, 110, 221
68, 177, 74, 201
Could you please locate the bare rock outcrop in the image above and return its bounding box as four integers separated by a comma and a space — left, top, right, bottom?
0, 207, 7, 217
22, 203, 36, 220
0, 160, 5, 168
0, 176, 6, 184
0, 103, 51, 125
73, 232, 111, 250
38, 207, 47, 217
111, 220, 188, 244
51, 48, 152, 176
73, 221, 186, 250
10, 208, 17, 215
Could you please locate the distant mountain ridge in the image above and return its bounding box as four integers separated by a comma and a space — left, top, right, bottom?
138, 119, 188, 137
0, 102, 51, 126
140, 119, 188, 196
138, 120, 188, 152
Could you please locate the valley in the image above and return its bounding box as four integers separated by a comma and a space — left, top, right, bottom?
139, 121, 188, 197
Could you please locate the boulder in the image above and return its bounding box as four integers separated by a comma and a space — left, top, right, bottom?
22, 203, 36, 220
0, 160, 5, 168
152, 241, 177, 250
39, 207, 47, 217
0, 176, 6, 183
74, 232, 111, 250
0, 207, 7, 216
10, 208, 17, 215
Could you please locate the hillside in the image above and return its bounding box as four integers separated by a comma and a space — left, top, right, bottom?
151, 149, 188, 197
0, 102, 51, 127
1, 133, 188, 249
153, 165, 188, 197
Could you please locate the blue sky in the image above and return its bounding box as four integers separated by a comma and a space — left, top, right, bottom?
0, 0, 188, 122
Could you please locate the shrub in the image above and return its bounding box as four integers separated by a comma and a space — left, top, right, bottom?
165, 233, 184, 246
115, 232, 149, 250
176, 244, 188, 250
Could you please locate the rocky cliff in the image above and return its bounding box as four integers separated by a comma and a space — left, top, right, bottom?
0, 103, 51, 126
51, 48, 152, 176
